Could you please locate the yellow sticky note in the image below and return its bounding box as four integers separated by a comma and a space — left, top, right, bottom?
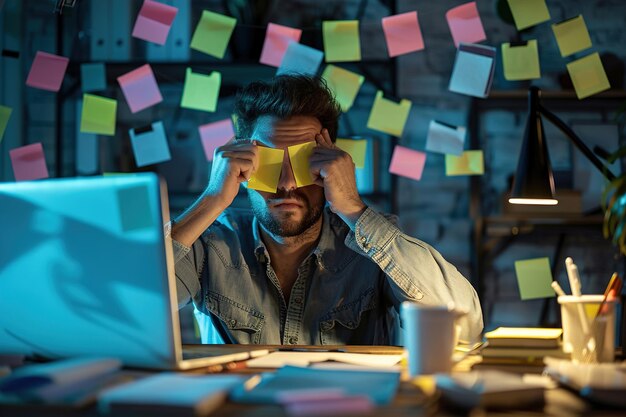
584, 304, 600, 319
514, 257, 555, 300
181, 68, 221, 112
507, 0, 551, 31
288, 141, 316, 188
552, 15, 592, 57
322, 65, 364, 112
502, 40, 541, 80
337, 139, 367, 168
445, 150, 484, 176
80, 94, 117, 136
247, 147, 284, 193
0, 105, 12, 143
190, 10, 237, 59
322, 20, 361, 62
366, 91, 412, 137
567, 52, 611, 100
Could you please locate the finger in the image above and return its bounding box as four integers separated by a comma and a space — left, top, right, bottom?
220, 150, 257, 160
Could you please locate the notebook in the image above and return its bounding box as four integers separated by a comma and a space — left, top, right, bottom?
484, 328, 562, 348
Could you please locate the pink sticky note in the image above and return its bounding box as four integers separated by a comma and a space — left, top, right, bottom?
132, 0, 178, 45
117, 64, 163, 113
10, 143, 49, 181
382, 11, 425, 57
446, 2, 486, 47
199, 119, 235, 161
26, 51, 69, 92
389, 145, 426, 181
260, 23, 302, 67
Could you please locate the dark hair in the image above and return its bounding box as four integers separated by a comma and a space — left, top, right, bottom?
234, 74, 341, 142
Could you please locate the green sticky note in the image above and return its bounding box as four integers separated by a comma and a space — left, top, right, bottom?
502, 40, 541, 81
0, 105, 12, 143
322, 65, 364, 112
514, 257, 555, 300
322, 20, 361, 62
181, 68, 221, 112
445, 150, 484, 176
288, 141, 316, 188
552, 15, 592, 57
567, 52, 611, 100
190, 10, 237, 59
366, 91, 412, 137
337, 138, 367, 169
507, 0, 550, 31
117, 185, 155, 232
247, 147, 285, 193
80, 94, 117, 136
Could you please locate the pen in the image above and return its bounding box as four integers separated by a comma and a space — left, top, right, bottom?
565, 257, 582, 297
551, 281, 566, 297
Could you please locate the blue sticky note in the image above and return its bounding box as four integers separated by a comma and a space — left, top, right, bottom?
129, 121, 171, 167
449, 43, 496, 98
81, 63, 106, 92
116, 184, 155, 232
277, 42, 324, 76
76, 132, 99, 175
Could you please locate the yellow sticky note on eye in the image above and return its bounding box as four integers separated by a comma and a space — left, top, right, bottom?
322, 20, 361, 62
337, 139, 367, 169
288, 141, 316, 188
445, 150, 484, 176
80, 94, 117, 136
366, 91, 412, 137
181, 68, 221, 112
502, 40, 541, 81
567, 52, 610, 100
552, 15, 592, 57
507, 0, 551, 31
190, 10, 237, 59
514, 257, 555, 300
322, 65, 364, 112
247, 147, 284, 193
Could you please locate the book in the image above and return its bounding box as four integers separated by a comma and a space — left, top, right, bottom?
484, 327, 562, 348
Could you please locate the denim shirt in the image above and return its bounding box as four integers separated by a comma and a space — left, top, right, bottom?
173, 207, 483, 345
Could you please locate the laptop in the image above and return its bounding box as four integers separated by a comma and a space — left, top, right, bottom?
0, 173, 267, 370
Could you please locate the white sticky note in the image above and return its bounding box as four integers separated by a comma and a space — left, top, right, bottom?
425, 120, 466, 156
129, 121, 171, 167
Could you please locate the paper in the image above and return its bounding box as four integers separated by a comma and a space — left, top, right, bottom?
80, 63, 106, 92
9, 143, 49, 181
260, 23, 302, 67
552, 15, 592, 57
502, 40, 541, 80
366, 91, 412, 137
117, 185, 155, 232
322, 20, 361, 62
25, 51, 69, 92
288, 141, 316, 188
132, 0, 178, 45
445, 150, 484, 176
514, 257, 555, 300
190, 10, 236, 59
199, 119, 235, 161
117, 64, 162, 113
129, 121, 171, 167
567, 52, 610, 99
425, 120, 466, 156
0, 105, 12, 142
445, 2, 486, 47
80, 94, 117, 136
388, 145, 426, 181
247, 147, 285, 193
381, 11, 425, 57
246, 352, 402, 368
449, 43, 496, 98
277, 42, 324, 76
507, 0, 550, 31
336, 139, 367, 168
321, 65, 364, 112
180, 68, 221, 112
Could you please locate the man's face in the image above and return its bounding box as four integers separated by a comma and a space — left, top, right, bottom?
247, 115, 326, 237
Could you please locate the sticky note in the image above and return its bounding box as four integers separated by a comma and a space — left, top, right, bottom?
277, 42, 324, 76
507, 0, 550, 31
389, 146, 426, 182
81, 63, 106, 92
425, 120, 466, 156
552, 15, 592, 57
247, 147, 285, 193
445, 150, 484, 176
514, 257, 555, 300
117, 185, 155, 232
190, 10, 236, 59
445, 2, 486, 47
337, 138, 367, 169
80, 94, 117, 136
449, 43, 496, 98
382, 11, 425, 57
132, 0, 178, 45
199, 119, 234, 161
25, 51, 69, 92
76, 132, 99, 175
567, 52, 611, 99
117, 64, 162, 113
288, 141, 316, 188
321, 65, 364, 112
322, 20, 361, 62
366, 91, 412, 137
502, 40, 541, 81
0, 105, 12, 142
10, 143, 49, 181
181, 68, 221, 112
260, 23, 302, 67
129, 121, 171, 167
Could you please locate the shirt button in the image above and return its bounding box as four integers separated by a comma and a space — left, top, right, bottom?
321, 322, 333, 331
288, 336, 298, 344
228, 319, 237, 327
415, 292, 424, 300
294, 297, 303, 304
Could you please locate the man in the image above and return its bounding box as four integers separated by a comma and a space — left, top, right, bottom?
172, 75, 483, 345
